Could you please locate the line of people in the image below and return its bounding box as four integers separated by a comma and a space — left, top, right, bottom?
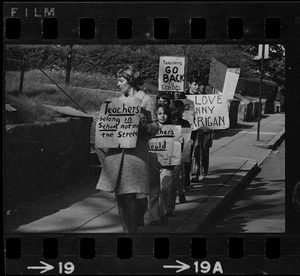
96, 65, 213, 233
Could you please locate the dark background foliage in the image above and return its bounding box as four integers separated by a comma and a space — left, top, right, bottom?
5, 44, 285, 102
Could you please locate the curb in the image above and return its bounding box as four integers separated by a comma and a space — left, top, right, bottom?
173, 159, 259, 233
270, 130, 285, 150
251, 129, 285, 149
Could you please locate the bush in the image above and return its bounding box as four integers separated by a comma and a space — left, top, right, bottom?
236, 77, 278, 101
5, 45, 162, 86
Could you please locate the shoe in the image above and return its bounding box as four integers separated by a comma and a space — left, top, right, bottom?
167, 211, 174, 217
160, 215, 168, 226
179, 193, 186, 203
149, 220, 160, 226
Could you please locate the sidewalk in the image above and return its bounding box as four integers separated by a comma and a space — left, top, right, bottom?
5, 113, 285, 234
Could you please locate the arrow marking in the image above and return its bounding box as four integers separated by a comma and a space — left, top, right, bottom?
163, 260, 190, 273
27, 261, 54, 274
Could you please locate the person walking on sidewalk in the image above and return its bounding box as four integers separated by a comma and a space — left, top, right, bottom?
185, 73, 201, 96
191, 127, 214, 181
96, 65, 159, 233
184, 74, 213, 182
148, 103, 174, 226
156, 92, 171, 105
167, 100, 191, 218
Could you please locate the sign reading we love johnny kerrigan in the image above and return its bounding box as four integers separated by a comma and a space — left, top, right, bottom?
186, 94, 230, 130
149, 124, 182, 166
95, 97, 141, 148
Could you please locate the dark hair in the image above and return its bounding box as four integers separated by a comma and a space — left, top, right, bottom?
156, 103, 173, 124
117, 65, 144, 90
174, 92, 186, 99
171, 106, 181, 124
187, 74, 200, 84
156, 92, 171, 105
174, 100, 184, 108
199, 78, 208, 86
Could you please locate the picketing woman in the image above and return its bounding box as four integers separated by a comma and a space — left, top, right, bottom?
96, 65, 159, 233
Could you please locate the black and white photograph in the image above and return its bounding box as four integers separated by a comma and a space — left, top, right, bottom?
4, 44, 286, 234
4, 2, 300, 275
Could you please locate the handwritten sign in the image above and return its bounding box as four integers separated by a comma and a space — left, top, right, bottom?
149, 125, 182, 166
186, 94, 230, 130
208, 57, 228, 92
158, 56, 185, 92
181, 127, 192, 163
95, 97, 141, 148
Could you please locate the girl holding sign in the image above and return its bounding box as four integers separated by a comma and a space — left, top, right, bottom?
148, 103, 174, 226
167, 101, 191, 217
96, 65, 159, 233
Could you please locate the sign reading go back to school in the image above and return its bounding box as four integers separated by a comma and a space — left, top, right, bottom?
149, 125, 182, 166
95, 97, 141, 148
158, 56, 185, 92
186, 94, 230, 130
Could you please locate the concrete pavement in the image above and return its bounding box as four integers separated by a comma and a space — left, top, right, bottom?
207, 141, 285, 233
5, 113, 285, 234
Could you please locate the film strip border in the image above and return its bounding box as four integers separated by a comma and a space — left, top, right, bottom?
5, 235, 300, 274
3, 2, 300, 43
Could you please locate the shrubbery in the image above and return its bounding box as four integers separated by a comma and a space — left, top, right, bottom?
236, 77, 278, 100
5, 45, 161, 86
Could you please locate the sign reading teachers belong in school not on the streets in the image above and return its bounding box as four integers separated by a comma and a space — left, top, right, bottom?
186, 94, 230, 130
95, 97, 141, 148
149, 125, 182, 166
158, 56, 185, 92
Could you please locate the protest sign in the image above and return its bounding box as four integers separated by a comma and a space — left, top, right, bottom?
208, 57, 240, 100
149, 125, 182, 166
208, 57, 228, 92
181, 127, 192, 163
222, 68, 240, 100
186, 94, 230, 130
158, 56, 185, 92
95, 97, 141, 148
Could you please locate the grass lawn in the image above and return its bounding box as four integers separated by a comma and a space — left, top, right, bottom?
5, 69, 158, 123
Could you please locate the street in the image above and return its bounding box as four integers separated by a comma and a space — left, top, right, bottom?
207, 140, 285, 233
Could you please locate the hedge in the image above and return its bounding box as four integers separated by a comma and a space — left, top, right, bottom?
236, 77, 278, 101
5, 45, 161, 86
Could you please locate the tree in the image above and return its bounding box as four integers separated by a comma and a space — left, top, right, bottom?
246, 44, 285, 89
182, 45, 255, 82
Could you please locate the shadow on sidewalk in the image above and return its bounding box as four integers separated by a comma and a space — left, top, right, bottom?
212, 115, 270, 140
5, 173, 100, 233
213, 123, 253, 140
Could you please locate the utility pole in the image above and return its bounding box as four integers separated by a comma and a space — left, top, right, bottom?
257, 44, 265, 141
183, 45, 188, 93
65, 44, 73, 86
